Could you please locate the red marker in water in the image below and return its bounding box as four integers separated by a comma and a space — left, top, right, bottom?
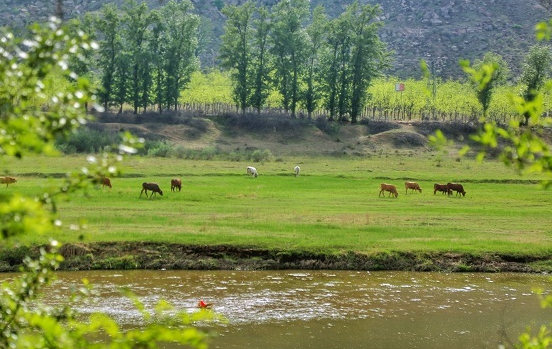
198, 300, 212, 308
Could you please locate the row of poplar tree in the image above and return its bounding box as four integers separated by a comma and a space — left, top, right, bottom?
219, 0, 391, 123
68, 0, 391, 123
70, 0, 200, 114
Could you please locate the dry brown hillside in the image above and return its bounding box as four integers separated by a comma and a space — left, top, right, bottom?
88, 112, 491, 157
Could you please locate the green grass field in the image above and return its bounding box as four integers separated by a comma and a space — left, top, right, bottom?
2, 153, 552, 257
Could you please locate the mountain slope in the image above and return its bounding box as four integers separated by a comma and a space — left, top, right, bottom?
0, 0, 549, 79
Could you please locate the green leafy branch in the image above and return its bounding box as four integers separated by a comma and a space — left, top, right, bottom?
1, 17, 211, 349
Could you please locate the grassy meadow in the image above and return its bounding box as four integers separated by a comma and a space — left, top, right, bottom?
2, 152, 552, 259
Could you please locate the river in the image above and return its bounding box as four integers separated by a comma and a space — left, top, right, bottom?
2, 270, 551, 348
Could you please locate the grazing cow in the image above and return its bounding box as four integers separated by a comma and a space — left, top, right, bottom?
171, 178, 182, 192
246, 166, 258, 178
404, 181, 422, 194
447, 182, 466, 197
294, 166, 300, 177
0, 176, 17, 188
140, 182, 163, 198
102, 177, 112, 189
434, 183, 451, 195
379, 183, 398, 198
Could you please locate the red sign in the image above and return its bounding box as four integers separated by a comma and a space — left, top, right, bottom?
395, 83, 405, 92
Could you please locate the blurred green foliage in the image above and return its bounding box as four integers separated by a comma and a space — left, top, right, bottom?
0, 17, 217, 349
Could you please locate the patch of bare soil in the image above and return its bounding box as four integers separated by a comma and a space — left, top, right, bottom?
92, 120, 223, 150
359, 130, 429, 151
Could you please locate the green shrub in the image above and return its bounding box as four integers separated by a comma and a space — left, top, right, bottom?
0, 246, 33, 270
198, 147, 219, 160
146, 141, 173, 157
250, 149, 272, 162
171, 144, 188, 159
228, 150, 247, 161
227, 148, 272, 162
56, 128, 119, 153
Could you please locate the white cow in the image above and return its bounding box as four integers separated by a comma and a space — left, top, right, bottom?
294, 166, 300, 177
246, 166, 258, 178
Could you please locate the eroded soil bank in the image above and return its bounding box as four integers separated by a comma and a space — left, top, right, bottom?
1, 242, 550, 273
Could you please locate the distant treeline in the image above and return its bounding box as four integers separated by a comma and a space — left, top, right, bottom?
58, 0, 551, 124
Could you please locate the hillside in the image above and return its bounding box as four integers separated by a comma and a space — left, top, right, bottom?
0, 0, 550, 79
90, 112, 492, 158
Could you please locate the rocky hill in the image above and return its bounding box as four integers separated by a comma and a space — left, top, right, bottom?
0, 0, 550, 79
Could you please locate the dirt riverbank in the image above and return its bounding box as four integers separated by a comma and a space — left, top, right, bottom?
1, 242, 548, 273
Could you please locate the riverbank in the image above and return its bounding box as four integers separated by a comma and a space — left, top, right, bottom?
0, 242, 548, 273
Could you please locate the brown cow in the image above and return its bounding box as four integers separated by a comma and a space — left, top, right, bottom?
379, 183, 398, 198
171, 178, 182, 192
405, 181, 422, 194
434, 183, 451, 195
102, 177, 112, 189
447, 182, 466, 197
0, 176, 17, 188
140, 182, 163, 198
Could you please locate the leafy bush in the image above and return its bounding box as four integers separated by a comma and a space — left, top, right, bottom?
250, 149, 273, 162
0, 246, 33, 271
56, 128, 119, 153
228, 148, 273, 162
197, 147, 219, 160
171, 144, 188, 159
146, 140, 173, 157
177, 146, 219, 160
142, 141, 221, 160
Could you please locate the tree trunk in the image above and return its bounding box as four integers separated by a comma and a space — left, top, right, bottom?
56, 0, 64, 21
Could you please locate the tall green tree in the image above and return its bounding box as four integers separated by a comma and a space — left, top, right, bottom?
461, 52, 510, 120
122, 0, 154, 114
303, 5, 327, 119
319, 2, 390, 122
160, 0, 199, 111
519, 44, 552, 126
149, 10, 166, 113
322, 14, 351, 121
196, 17, 215, 64
67, 13, 97, 111
113, 51, 131, 114
270, 0, 309, 117
250, 5, 272, 114
96, 3, 121, 110
220, 1, 255, 113
347, 2, 390, 123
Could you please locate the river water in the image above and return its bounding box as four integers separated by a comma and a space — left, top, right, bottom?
3, 270, 552, 348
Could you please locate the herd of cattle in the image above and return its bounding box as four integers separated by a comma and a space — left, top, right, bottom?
3, 167, 466, 199
379, 181, 466, 198
137, 179, 182, 198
